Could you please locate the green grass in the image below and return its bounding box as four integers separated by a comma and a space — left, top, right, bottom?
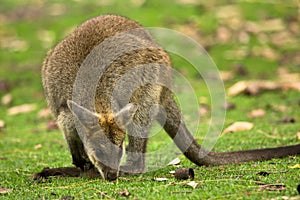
0, 0, 299, 199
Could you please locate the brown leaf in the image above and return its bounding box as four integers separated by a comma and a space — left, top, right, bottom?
252, 46, 279, 61
60, 196, 74, 200
222, 102, 236, 111
46, 120, 59, 131
37, 107, 52, 119
0, 187, 12, 194
297, 132, 300, 140
1, 93, 12, 105
47, 3, 67, 16
227, 81, 248, 96
176, 0, 199, 5
257, 184, 285, 191
216, 5, 241, 19
119, 188, 130, 197
228, 81, 282, 96
272, 105, 287, 112
223, 121, 254, 134
219, 70, 234, 81
0, 120, 5, 129
216, 27, 232, 43
247, 109, 266, 118
0, 80, 11, 92
246, 19, 285, 33
8, 104, 37, 115
198, 104, 210, 116
34, 144, 43, 150
283, 82, 300, 91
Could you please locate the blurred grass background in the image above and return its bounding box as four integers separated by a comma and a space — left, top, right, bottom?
0, 0, 299, 199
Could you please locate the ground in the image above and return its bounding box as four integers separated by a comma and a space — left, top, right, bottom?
0, 0, 299, 199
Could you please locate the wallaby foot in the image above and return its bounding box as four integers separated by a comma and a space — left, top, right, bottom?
31, 166, 101, 181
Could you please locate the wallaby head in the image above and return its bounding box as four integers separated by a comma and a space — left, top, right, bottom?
67, 100, 137, 180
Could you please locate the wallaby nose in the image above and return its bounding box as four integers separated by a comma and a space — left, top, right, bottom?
107, 172, 118, 181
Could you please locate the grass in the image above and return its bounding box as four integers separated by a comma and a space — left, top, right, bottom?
0, 0, 299, 199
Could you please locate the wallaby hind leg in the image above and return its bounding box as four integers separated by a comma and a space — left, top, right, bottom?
120, 123, 149, 175
56, 108, 92, 170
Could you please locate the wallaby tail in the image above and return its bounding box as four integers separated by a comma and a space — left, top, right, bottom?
159, 88, 300, 166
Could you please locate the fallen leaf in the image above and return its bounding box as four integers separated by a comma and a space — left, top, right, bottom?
198, 104, 210, 116
217, 27, 232, 43
245, 81, 280, 95
187, 181, 198, 189
252, 46, 279, 61
34, 144, 43, 150
224, 48, 248, 60
257, 184, 285, 191
222, 102, 236, 110
228, 81, 248, 96
0, 187, 12, 194
297, 132, 300, 140
153, 177, 168, 181
228, 81, 282, 96
238, 31, 250, 44
216, 5, 241, 19
0, 120, 5, 129
0, 80, 11, 92
37, 107, 52, 119
219, 70, 234, 81
283, 82, 300, 91
223, 121, 254, 134
176, 0, 200, 5
119, 188, 130, 197
46, 120, 59, 131
247, 109, 266, 118
288, 164, 300, 169
48, 3, 67, 16
246, 19, 285, 33
272, 105, 287, 112
8, 104, 37, 115
168, 157, 181, 165
60, 196, 74, 200
1, 93, 12, 105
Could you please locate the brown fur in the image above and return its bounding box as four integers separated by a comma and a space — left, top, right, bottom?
40, 14, 300, 181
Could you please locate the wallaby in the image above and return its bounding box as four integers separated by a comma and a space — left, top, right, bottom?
36, 14, 300, 181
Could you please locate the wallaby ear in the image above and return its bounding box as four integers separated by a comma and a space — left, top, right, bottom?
67, 100, 100, 128
115, 103, 138, 127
